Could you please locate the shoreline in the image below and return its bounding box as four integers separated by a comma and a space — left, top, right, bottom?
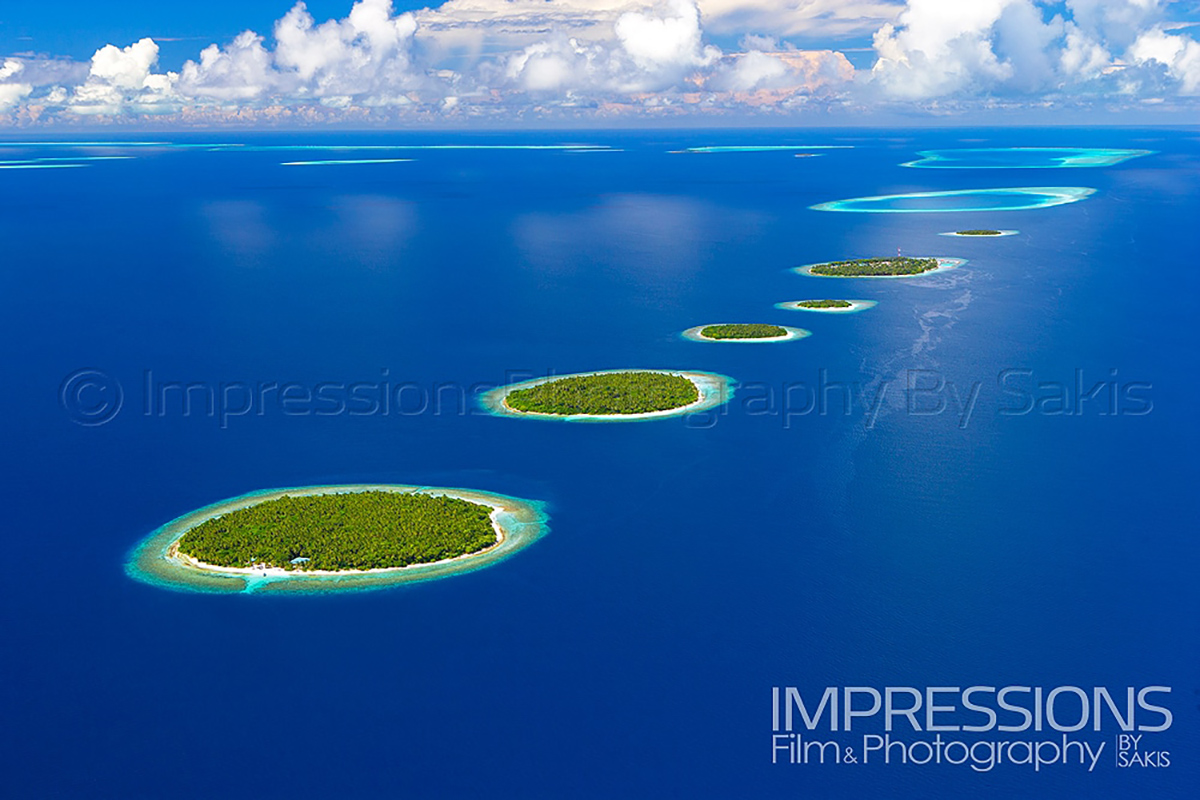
794, 257, 966, 279
681, 324, 810, 343
776, 300, 877, 314
126, 484, 549, 594
480, 369, 734, 422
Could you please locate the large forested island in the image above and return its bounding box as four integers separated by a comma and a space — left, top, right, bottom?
125, 485, 549, 594
955, 229, 1004, 236
177, 491, 496, 571
482, 369, 733, 420
808, 256, 940, 276
506, 370, 698, 415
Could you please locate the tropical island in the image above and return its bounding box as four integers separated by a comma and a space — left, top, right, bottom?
702, 323, 786, 338
508, 370, 696, 414
811, 256, 937, 276
796, 299, 851, 308
480, 369, 733, 421
177, 491, 496, 571
126, 484, 549, 594
776, 299, 877, 313
797, 256, 964, 278
682, 323, 809, 343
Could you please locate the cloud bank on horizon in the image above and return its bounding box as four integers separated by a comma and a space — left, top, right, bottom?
1, 0, 1199, 124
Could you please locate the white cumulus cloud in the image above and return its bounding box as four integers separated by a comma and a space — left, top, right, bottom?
0, 60, 33, 109
69, 38, 179, 114
3, 0, 1200, 123
1128, 25, 1200, 93
868, 0, 1200, 101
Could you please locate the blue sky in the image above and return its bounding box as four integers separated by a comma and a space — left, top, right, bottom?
2, 1, 1199, 126
0, 2, 395, 63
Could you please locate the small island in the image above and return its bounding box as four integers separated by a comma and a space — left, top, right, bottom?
797, 256, 964, 278
480, 369, 733, 421
796, 299, 850, 308
508, 370, 695, 415
776, 299, 878, 314
681, 323, 810, 343
812, 256, 937, 276
126, 485, 549, 594
940, 229, 1018, 238
702, 323, 786, 339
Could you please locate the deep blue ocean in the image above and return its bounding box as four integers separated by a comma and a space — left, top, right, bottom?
2, 128, 1196, 798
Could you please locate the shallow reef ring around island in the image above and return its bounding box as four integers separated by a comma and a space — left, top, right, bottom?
681, 324, 810, 343
810, 187, 1095, 213
125, 484, 549, 595
794, 257, 966, 279
775, 300, 878, 313
900, 147, 1153, 169
480, 369, 735, 422
939, 230, 1019, 238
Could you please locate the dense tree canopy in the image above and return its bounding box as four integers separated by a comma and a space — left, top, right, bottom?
809, 257, 939, 276
699, 324, 787, 339
177, 492, 497, 571
796, 299, 853, 308
955, 230, 1003, 236
505, 371, 699, 415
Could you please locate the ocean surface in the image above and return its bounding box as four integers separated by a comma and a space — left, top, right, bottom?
1, 128, 1196, 798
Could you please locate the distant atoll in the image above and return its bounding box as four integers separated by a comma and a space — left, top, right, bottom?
673, 145, 853, 154
480, 369, 733, 421
682, 323, 810, 342
901, 147, 1152, 169
795, 257, 965, 278
126, 485, 548, 594
777, 299, 878, 313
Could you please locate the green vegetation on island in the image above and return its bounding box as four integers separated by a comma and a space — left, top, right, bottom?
699, 323, 788, 339
176, 491, 497, 571
809, 257, 939, 276
795, 299, 853, 309
955, 229, 1003, 236
505, 371, 699, 415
